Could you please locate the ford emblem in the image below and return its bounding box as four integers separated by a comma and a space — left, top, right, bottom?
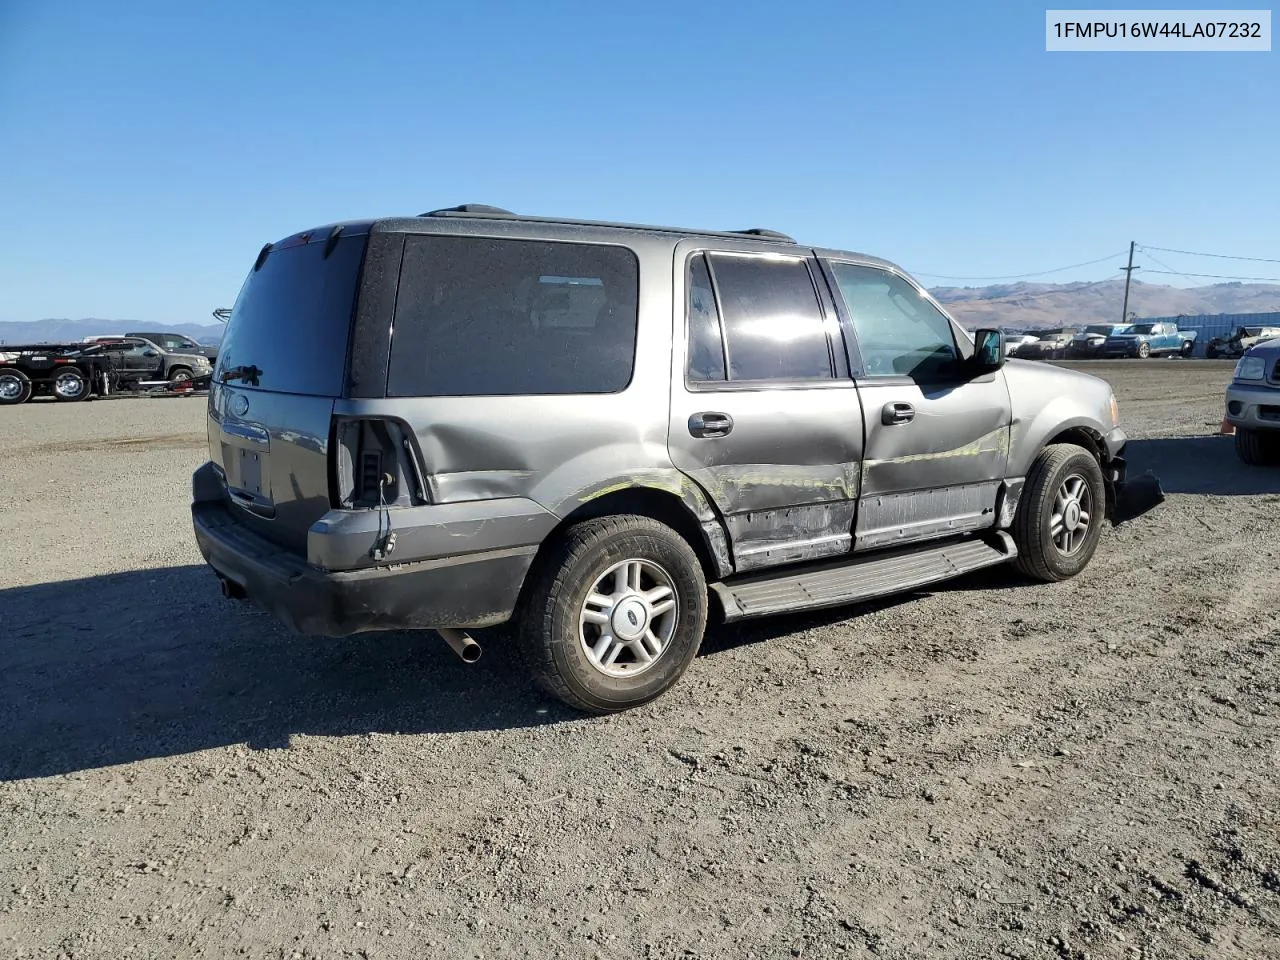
230, 394, 249, 417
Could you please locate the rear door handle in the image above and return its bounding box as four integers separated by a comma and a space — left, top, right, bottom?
689, 411, 733, 438
882, 401, 915, 425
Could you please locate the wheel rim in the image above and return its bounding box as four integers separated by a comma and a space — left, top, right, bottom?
578, 558, 679, 678
172, 370, 191, 382
0, 375, 21, 400
1050, 473, 1094, 556
54, 372, 84, 398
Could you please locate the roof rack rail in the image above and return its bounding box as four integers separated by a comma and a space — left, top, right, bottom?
420, 204, 515, 217
730, 228, 796, 242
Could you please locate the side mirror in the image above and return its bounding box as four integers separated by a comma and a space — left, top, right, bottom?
142, 349, 158, 357
972, 328, 1005, 371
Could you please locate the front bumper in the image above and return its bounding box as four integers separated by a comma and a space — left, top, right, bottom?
1102, 428, 1165, 525
1224, 380, 1280, 431
191, 497, 540, 637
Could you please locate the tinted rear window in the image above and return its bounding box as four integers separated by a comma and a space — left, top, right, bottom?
213, 232, 368, 396
387, 235, 639, 397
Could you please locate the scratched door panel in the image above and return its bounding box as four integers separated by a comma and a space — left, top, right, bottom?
854, 375, 1011, 549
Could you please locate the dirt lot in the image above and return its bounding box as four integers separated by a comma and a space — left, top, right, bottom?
2, 361, 1278, 960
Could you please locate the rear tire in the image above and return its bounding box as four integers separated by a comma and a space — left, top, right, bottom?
1235, 427, 1280, 466
52, 367, 89, 402
516, 515, 708, 714
0, 369, 32, 405
1180, 340, 1194, 357
1012, 444, 1107, 582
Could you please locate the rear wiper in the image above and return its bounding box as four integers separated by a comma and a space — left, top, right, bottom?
221, 364, 261, 386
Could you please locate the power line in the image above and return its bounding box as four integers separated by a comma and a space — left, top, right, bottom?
1142, 269, 1280, 282
1140, 244, 1280, 265
914, 250, 1128, 282
1139, 250, 1206, 285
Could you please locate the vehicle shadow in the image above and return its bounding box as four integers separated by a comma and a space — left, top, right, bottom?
0, 562, 1004, 781
0, 566, 585, 781
1125, 435, 1280, 496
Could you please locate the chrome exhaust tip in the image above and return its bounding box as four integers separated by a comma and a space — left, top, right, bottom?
437, 628, 482, 663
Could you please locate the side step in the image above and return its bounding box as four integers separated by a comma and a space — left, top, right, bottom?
710, 532, 1017, 622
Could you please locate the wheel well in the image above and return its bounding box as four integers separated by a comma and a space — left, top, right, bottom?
542, 488, 721, 580
1042, 426, 1115, 513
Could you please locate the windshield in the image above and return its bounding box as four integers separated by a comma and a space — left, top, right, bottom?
214, 231, 368, 396
1085, 325, 1114, 335
1129, 324, 1155, 334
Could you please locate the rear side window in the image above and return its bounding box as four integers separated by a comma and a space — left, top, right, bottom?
215, 232, 368, 396
698, 253, 834, 382
387, 236, 639, 397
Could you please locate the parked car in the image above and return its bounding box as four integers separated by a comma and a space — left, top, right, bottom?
1003, 334, 1040, 357
1011, 330, 1075, 360
1205, 325, 1280, 360
1101, 321, 1196, 358
1224, 340, 1280, 465
190, 203, 1163, 714
88, 336, 213, 384
126, 331, 219, 364
1067, 324, 1130, 359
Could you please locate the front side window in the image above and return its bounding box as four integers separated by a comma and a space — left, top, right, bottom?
701, 253, 834, 382
387, 236, 639, 397
828, 262, 959, 379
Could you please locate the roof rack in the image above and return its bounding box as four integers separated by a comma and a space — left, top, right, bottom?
414, 204, 798, 245
729, 228, 796, 242
420, 204, 516, 217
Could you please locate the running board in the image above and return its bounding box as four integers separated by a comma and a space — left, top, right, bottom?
710, 532, 1017, 622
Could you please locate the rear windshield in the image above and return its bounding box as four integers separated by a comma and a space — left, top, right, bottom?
214, 231, 368, 396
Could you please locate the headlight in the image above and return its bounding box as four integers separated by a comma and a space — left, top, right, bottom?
1234, 356, 1265, 380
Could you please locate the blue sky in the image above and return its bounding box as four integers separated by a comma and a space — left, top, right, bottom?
0, 0, 1275, 324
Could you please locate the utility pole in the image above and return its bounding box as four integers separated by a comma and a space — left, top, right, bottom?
1119, 241, 1140, 325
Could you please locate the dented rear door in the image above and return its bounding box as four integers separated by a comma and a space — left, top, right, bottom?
666, 245, 865, 573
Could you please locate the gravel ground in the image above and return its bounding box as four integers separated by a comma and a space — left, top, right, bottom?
1, 361, 1278, 960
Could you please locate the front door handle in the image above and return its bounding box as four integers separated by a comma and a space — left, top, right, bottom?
882, 401, 915, 425
689, 411, 734, 438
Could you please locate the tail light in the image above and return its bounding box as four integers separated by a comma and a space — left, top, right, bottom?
330, 417, 430, 509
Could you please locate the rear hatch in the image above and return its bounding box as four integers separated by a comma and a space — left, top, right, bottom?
208, 225, 371, 554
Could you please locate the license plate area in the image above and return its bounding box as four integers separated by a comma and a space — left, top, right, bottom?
220, 420, 274, 516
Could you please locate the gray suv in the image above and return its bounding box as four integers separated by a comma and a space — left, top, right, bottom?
191, 204, 1163, 714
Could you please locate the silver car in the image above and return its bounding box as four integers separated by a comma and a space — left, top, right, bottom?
1224, 337, 1280, 465
190, 204, 1163, 713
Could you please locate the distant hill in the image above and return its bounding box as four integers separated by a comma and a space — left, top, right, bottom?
4, 277, 1280, 344
933, 279, 1280, 331
0, 319, 224, 346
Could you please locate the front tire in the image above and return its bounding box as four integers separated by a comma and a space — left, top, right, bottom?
516, 515, 708, 714
1136, 342, 1151, 359
1235, 427, 1280, 466
169, 367, 193, 383
1012, 444, 1107, 582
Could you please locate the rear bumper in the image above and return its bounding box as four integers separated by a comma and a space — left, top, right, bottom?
191, 497, 539, 636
